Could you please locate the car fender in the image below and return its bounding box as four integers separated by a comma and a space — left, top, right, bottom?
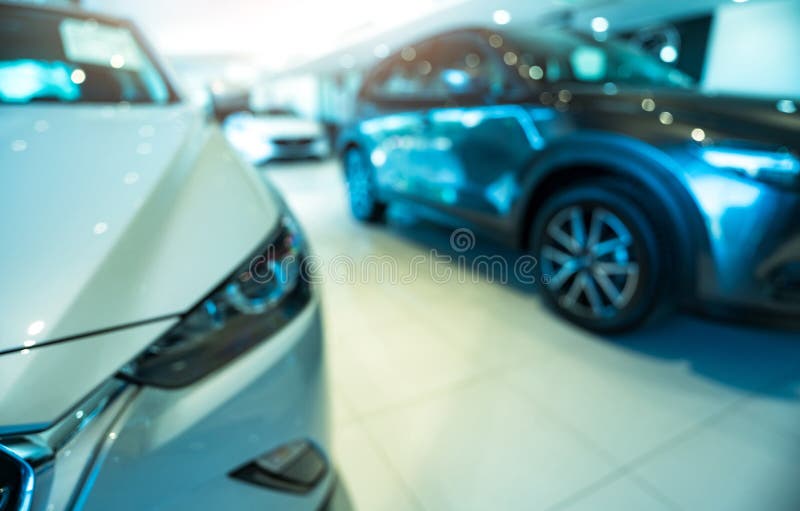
514, 131, 710, 299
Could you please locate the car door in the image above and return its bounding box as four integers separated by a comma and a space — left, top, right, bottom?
356, 40, 443, 198
424, 32, 545, 220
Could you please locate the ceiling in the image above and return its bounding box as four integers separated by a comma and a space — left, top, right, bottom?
82, 0, 467, 67
79, 0, 760, 77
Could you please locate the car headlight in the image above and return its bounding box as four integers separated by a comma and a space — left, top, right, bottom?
121, 215, 311, 388
699, 147, 800, 187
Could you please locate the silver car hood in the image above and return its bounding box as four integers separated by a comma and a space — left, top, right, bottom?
0, 103, 281, 354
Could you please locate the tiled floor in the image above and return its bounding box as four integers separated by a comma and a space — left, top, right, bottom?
264, 159, 800, 511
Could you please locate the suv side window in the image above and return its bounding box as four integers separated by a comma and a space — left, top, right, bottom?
364, 41, 438, 101
429, 34, 506, 98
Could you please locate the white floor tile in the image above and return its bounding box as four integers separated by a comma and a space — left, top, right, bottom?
553, 475, 676, 511
265, 160, 800, 511
330, 387, 357, 426
327, 317, 492, 417
333, 421, 422, 511
363, 378, 620, 511
632, 411, 800, 511
503, 346, 742, 465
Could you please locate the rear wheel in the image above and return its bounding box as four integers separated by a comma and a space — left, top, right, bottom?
531, 182, 665, 333
344, 148, 386, 222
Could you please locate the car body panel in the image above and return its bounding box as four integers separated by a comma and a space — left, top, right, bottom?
2, 4, 332, 510
29, 385, 138, 511
80, 302, 331, 511
223, 112, 330, 163
0, 318, 175, 432
340, 27, 800, 321
0, 104, 283, 353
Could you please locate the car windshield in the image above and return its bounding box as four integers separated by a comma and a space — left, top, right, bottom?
0, 6, 175, 104
507, 29, 696, 89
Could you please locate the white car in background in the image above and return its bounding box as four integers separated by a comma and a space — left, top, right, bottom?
0, 3, 333, 511
223, 108, 331, 165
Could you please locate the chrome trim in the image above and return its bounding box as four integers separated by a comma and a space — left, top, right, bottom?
2, 381, 127, 466
65, 385, 142, 511
0, 379, 131, 511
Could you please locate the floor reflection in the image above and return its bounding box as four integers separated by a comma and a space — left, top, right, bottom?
265, 158, 800, 511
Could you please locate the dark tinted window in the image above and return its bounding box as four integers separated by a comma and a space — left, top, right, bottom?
0, 6, 174, 104
504, 29, 695, 88
366, 34, 515, 101
366, 42, 437, 100
428, 34, 505, 97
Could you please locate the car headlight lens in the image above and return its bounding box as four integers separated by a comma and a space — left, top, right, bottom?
121, 215, 311, 388
699, 147, 800, 187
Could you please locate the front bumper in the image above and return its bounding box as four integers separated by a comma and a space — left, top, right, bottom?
684, 169, 800, 324
1, 300, 332, 511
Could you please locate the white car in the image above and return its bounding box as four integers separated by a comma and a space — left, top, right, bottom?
223, 109, 331, 165
0, 3, 333, 511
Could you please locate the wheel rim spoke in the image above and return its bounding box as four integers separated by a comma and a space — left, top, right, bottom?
583, 274, 604, 316
590, 236, 630, 258
542, 203, 641, 320
592, 269, 623, 307
594, 262, 638, 276
561, 272, 586, 307
542, 245, 573, 266
587, 209, 604, 248
570, 207, 586, 250
547, 224, 578, 254
548, 260, 580, 291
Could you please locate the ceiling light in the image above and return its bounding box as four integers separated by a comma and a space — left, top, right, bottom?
590, 16, 609, 33
373, 44, 390, 59
493, 10, 512, 25
659, 45, 678, 63
70, 68, 86, 84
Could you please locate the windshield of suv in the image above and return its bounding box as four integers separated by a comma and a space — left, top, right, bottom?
507, 29, 695, 89
0, 6, 175, 104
